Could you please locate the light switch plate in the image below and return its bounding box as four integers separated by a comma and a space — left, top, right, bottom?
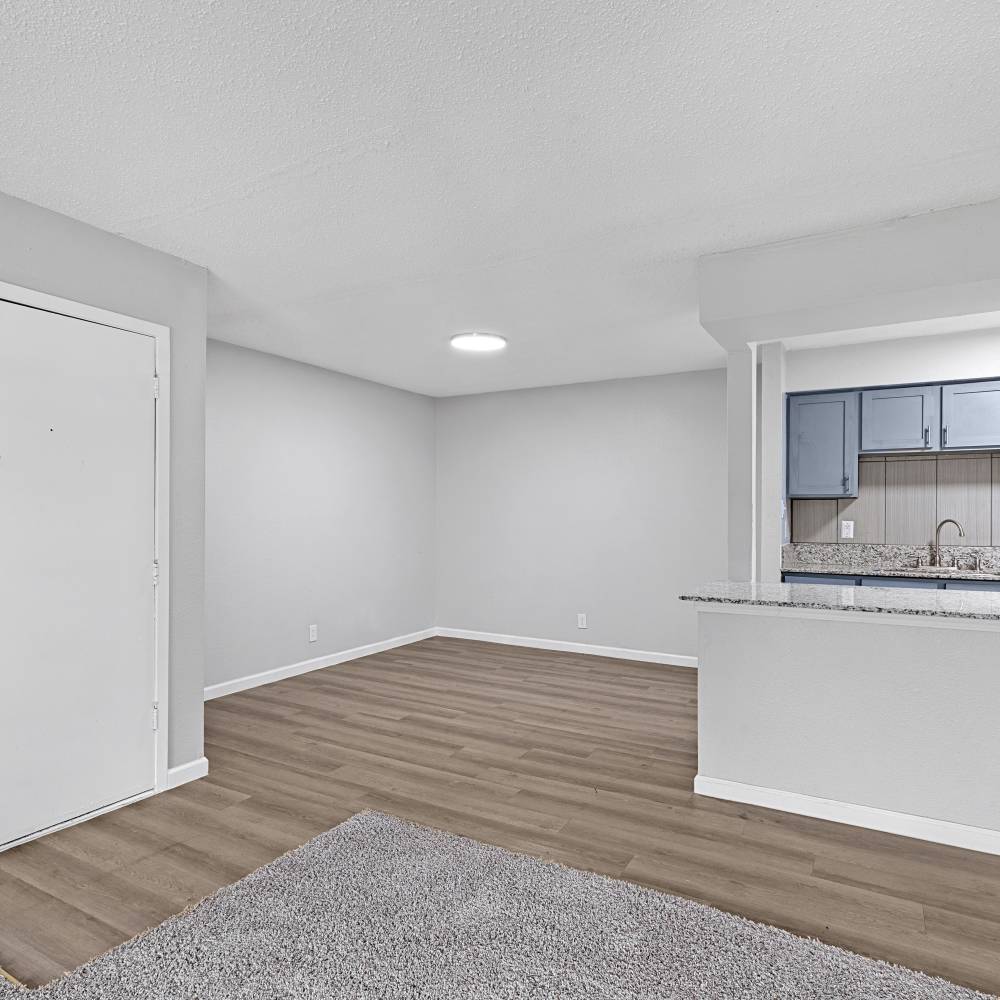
841, 520, 855, 540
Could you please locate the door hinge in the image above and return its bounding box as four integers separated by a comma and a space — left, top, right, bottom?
152, 702, 160, 731
152, 560, 160, 587
152, 376, 160, 399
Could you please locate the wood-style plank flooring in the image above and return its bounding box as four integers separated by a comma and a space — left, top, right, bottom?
2, 637, 999, 992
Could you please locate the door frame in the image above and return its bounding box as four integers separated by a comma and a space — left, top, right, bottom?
0, 278, 171, 797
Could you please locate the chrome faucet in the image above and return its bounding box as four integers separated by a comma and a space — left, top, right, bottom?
932, 518, 965, 567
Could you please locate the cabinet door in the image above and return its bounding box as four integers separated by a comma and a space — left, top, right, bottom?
860, 577, 943, 589
787, 392, 859, 498
861, 385, 939, 451
944, 580, 1000, 592
942, 380, 1000, 449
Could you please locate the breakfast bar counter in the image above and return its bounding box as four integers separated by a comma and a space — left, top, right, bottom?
680, 582, 1000, 855
682, 580, 1000, 621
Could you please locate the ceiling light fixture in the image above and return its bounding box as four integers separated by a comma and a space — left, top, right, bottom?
450, 332, 507, 353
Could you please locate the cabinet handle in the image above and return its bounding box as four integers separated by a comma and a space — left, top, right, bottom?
842, 474, 849, 494
943, 426, 948, 447
923, 426, 929, 447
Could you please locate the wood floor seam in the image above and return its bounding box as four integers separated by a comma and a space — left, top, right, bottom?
1, 636, 997, 994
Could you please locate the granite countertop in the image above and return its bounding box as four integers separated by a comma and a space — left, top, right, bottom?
680, 581, 1000, 621
781, 543, 1000, 582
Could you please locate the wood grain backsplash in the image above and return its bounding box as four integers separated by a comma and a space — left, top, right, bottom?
791, 454, 1000, 546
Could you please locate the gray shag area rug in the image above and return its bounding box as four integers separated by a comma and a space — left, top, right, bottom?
0, 810, 992, 999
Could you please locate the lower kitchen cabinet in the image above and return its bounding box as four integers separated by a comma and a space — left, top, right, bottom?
783, 572, 1000, 592
783, 573, 859, 585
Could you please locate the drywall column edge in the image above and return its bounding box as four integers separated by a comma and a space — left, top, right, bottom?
727, 347, 757, 581
757, 342, 786, 581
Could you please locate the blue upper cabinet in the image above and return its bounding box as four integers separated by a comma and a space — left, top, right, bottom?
861, 385, 940, 452
787, 391, 860, 498
941, 380, 1000, 449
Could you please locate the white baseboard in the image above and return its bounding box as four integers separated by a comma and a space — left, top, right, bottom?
204, 628, 437, 701
166, 755, 209, 789
0, 789, 156, 855
694, 775, 1000, 857
204, 627, 693, 703
434, 627, 697, 668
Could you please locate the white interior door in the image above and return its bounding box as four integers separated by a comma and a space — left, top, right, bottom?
0, 299, 157, 847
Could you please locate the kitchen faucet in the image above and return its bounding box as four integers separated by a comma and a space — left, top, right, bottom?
932, 518, 965, 567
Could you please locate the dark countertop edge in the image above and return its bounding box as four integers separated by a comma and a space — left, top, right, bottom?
679, 593, 1000, 622
781, 567, 1000, 583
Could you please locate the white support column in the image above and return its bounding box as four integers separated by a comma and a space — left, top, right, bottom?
726, 346, 757, 581
757, 342, 786, 581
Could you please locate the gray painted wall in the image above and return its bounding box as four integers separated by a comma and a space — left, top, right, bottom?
435, 370, 727, 657
205, 342, 436, 688
0, 191, 207, 769
698, 609, 1000, 833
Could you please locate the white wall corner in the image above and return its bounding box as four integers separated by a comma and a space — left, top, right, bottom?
434, 628, 697, 668
204, 628, 437, 700
166, 755, 209, 790
203, 628, 697, 706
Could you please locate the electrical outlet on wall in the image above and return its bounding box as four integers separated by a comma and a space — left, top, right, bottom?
577, 613, 588, 629
308, 624, 318, 643
841, 520, 855, 540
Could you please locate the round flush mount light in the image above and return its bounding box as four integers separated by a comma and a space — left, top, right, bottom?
450, 331, 507, 353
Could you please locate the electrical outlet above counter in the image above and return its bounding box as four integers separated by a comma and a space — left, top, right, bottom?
787, 377, 1000, 499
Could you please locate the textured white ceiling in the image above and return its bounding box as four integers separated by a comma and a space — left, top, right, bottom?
3, 1, 1000, 395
